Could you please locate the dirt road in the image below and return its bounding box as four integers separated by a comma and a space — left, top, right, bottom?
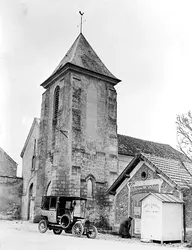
0, 220, 185, 250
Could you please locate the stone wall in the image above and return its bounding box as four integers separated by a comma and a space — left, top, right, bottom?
21, 120, 39, 196
0, 176, 22, 219
21, 119, 39, 221
33, 70, 119, 226
115, 182, 129, 225
114, 162, 180, 236
70, 73, 118, 225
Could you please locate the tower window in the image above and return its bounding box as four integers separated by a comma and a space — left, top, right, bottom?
87, 179, 93, 198
52, 86, 60, 148
53, 86, 60, 126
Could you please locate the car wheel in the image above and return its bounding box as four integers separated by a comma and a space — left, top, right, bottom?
72, 222, 84, 237
38, 219, 48, 233
53, 229, 62, 235
86, 225, 98, 239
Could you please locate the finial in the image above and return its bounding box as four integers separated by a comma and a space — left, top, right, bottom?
79, 11, 85, 34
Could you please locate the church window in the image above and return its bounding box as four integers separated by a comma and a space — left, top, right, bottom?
87, 179, 93, 198
53, 86, 60, 126
31, 156, 35, 171
86, 83, 97, 139
31, 139, 36, 171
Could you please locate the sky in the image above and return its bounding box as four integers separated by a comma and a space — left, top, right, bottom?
1, 0, 192, 176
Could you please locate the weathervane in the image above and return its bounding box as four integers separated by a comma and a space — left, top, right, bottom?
78, 11, 86, 34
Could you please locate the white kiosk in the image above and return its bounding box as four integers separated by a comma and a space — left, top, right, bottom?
140, 193, 183, 243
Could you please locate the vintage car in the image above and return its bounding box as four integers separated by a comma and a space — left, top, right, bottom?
38, 195, 98, 239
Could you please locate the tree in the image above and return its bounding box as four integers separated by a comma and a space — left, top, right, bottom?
176, 111, 192, 162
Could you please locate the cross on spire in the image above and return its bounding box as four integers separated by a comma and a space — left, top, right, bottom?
79, 11, 85, 34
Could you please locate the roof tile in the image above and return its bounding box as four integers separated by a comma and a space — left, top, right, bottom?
118, 134, 188, 162
143, 154, 192, 187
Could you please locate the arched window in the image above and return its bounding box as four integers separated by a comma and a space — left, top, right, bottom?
29, 183, 33, 198
31, 155, 35, 171
53, 86, 60, 126
87, 179, 93, 198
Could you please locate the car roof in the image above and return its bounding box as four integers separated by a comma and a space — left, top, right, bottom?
42, 196, 87, 201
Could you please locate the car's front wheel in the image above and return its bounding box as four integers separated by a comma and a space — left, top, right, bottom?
38, 219, 48, 233
72, 222, 84, 237
86, 225, 98, 239
53, 228, 62, 235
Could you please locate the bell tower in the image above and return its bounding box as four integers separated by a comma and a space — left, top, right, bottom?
36, 31, 121, 224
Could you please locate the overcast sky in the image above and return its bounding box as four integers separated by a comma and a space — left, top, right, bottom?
1, 0, 192, 176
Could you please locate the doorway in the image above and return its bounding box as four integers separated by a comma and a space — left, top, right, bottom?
28, 183, 33, 220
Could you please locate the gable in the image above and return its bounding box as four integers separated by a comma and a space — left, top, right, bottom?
20, 118, 40, 158
107, 153, 190, 195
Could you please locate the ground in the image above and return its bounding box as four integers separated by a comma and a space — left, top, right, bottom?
0, 220, 187, 250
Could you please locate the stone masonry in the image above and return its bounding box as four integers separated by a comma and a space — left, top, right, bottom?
0, 147, 22, 219
29, 33, 121, 225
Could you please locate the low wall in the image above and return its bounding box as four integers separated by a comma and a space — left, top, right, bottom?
0, 176, 23, 219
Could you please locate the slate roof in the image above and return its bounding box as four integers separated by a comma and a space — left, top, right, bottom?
140, 192, 183, 203
0, 147, 17, 166
41, 33, 121, 87
118, 134, 188, 162
183, 162, 192, 176
107, 153, 192, 194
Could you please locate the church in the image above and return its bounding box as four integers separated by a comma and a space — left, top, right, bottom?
20, 31, 192, 239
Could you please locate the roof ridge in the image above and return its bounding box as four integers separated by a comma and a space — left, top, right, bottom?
142, 153, 179, 162
118, 133, 171, 147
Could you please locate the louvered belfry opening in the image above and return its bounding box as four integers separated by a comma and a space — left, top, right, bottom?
53, 86, 60, 126
52, 86, 60, 148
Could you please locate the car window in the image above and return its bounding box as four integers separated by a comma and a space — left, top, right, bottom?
50, 197, 57, 209
74, 200, 85, 217
65, 201, 71, 209
42, 197, 50, 210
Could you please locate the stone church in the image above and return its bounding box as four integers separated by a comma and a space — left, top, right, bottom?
21, 32, 192, 237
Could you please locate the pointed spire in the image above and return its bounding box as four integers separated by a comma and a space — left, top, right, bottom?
41, 33, 121, 88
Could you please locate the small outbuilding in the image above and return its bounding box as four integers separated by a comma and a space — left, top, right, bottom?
140, 193, 184, 243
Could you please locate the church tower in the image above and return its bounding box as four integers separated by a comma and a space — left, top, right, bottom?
35, 32, 121, 224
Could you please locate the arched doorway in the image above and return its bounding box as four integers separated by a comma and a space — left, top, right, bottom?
28, 183, 33, 220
